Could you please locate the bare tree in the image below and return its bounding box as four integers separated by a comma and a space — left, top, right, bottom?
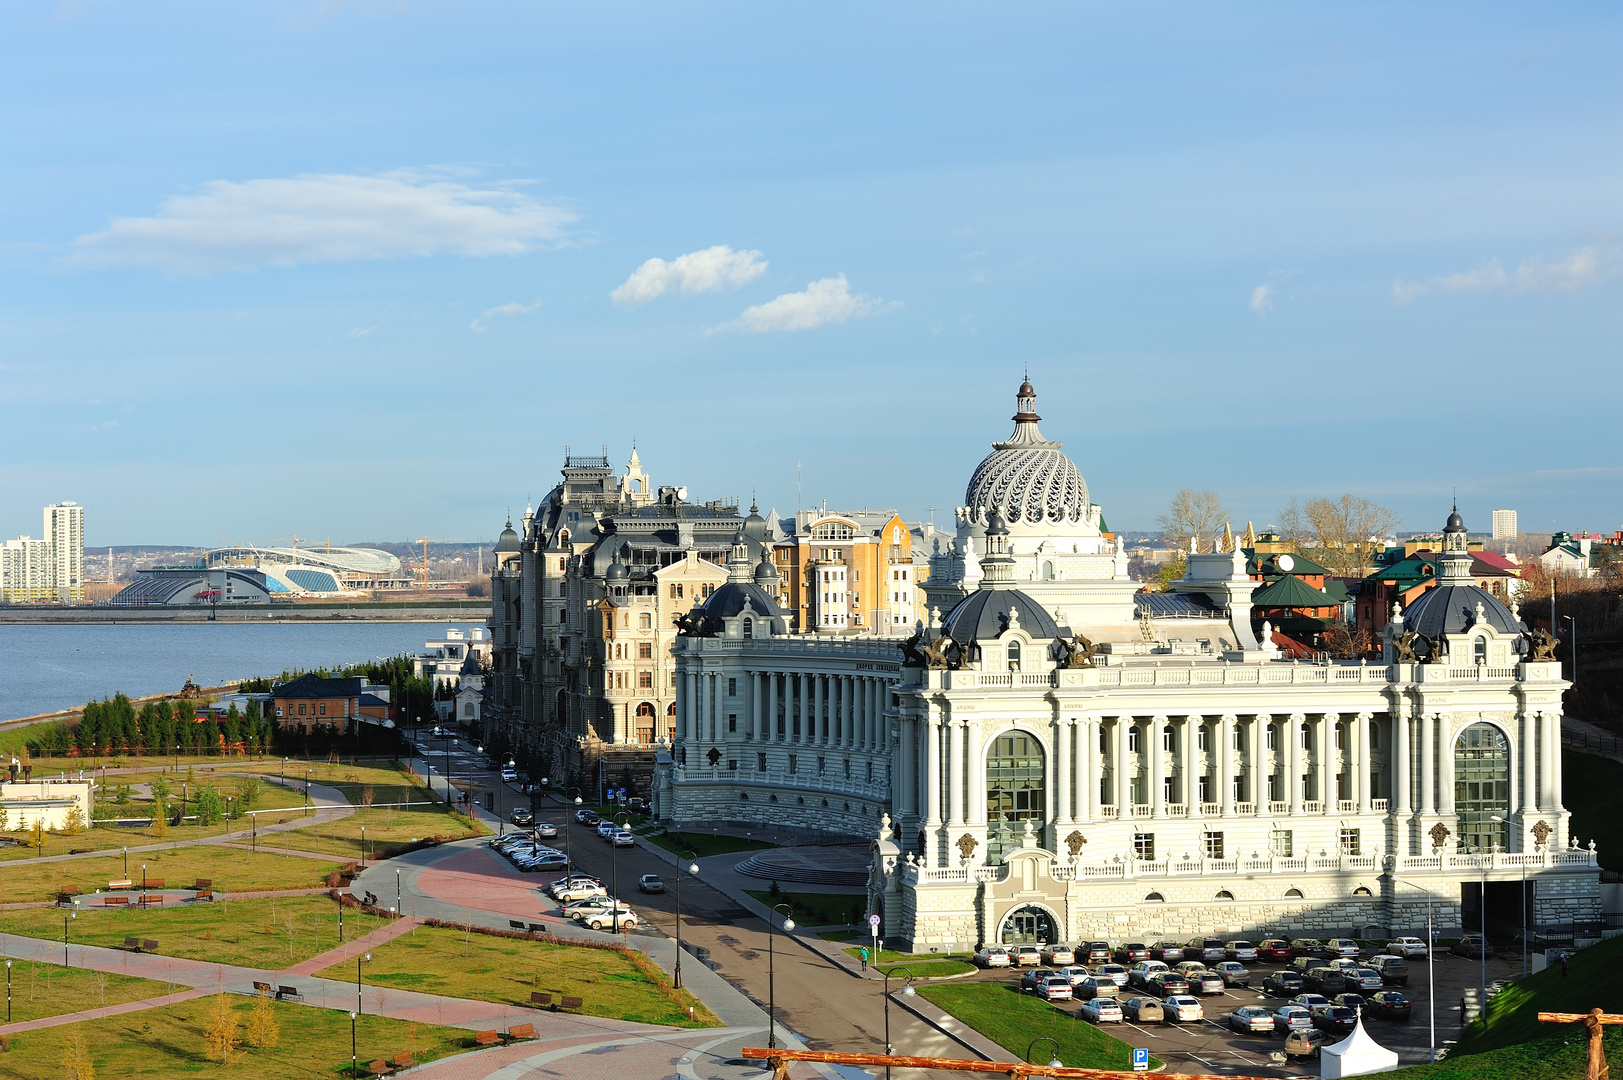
1276, 495, 1400, 574
1157, 489, 1228, 549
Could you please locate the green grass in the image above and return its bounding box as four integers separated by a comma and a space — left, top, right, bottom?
0, 993, 474, 1079
0, 895, 385, 969
876, 959, 975, 977
844, 945, 974, 964
745, 890, 867, 927
1564, 751, 1623, 873
918, 982, 1160, 1071
1381, 1030, 1623, 1080
0, 845, 345, 904
0, 962, 168, 1023
645, 830, 775, 858
316, 923, 719, 1027
1451, 930, 1623, 1057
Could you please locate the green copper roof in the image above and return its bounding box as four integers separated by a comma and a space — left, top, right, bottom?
1250, 573, 1341, 609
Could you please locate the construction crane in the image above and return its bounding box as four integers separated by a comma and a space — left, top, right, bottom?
412, 537, 464, 589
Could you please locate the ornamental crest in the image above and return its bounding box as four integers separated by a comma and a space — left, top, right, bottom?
1531, 819, 1553, 847
1065, 830, 1087, 858
706, 747, 722, 767
1428, 822, 1451, 850
955, 833, 979, 861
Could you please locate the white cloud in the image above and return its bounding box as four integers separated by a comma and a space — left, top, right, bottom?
1393, 245, 1611, 304
69, 171, 575, 274
471, 298, 543, 332
610, 245, 767, 304
347, 326, 376, 339
1249, 284, 1274, 314
713, 274, 895, 333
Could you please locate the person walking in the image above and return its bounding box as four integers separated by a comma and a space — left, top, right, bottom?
860, 947, 869, 972
1561, 952, 1569, 977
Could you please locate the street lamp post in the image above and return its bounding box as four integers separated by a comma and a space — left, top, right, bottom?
281, 757, 286, 788
360, 825, 366, 870
1392, 876, 1438, 1062
1562, 614, 1578, 686
767, 903, 795, 1050
4, 958, 9, 1024
396, 868, 401, 912
609, 815, 632, 935
122, 846, 128, 880
63, 907, 76, 967
141, 862, 146, 890
1025, 1037, 1064, 1069
357, 951, 371, 1014
338, 891, 345, 943
305, 769, 312, 808
673, 850, 699, 989
226, 795, 234, 837
350, 1010, 358, 1078
881, 965, 922, 1079
568, 796, 582, 877
174, 743, 180, 771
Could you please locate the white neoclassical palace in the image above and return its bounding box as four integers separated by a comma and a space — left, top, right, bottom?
658, 381, 1601, 952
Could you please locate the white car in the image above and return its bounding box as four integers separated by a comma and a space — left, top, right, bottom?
584, 909, 637, 932
1387, 937, 1429, 958
611, 830, 636, 847
1163, 996, 1205, 1023
1056, 965, 1094, 988
974, 947, 1012, 968
555, 882, 608, 903
1041, 944, 1076, 965
1035, 976, 1073, 1002
1079, 997, 1123, 1023
1325, 938, 1362, 959
1014, 946, 1042, 967
1093, 964, 1130, 987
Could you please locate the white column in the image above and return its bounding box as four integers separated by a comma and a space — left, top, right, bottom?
967, 720, 985, 828
1419, 712, 1435, 817
1393, 711, 1411, 815
1548, 710, 1564, 810
1111, 718, 1129, 813
1055, 719, 1073, 827
1356, 712, 1373, 813
1080, 717, 1097, 822
1219, 714, 1235, 816
796, 674, 807, 742
1254, 714, 1272, 807
925, 708, 943, 827
870, 679, 880, 751
947, 718, 964, 826
1182, 715, 1198, 810
1315, 713, 1332, 811
1149, 716, 1166, 818
767, 675, 779, 742
1518, 710, 1535, 814
750, 671, 763, 742
1438, 713, 1456, 816
1287, 713, 1304, 813
846, 676, 857, 747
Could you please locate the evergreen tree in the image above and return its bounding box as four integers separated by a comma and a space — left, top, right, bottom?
222, 705, 242, 755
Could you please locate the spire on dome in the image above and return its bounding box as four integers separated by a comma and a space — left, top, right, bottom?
995, 378, 1060, 450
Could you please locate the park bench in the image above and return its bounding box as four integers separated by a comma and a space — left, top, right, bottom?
474, 1030, 500, 1046
103, 896, 129, 907
194, 888, 214, 902
559, 996, 583, 1011
366, 1060, 394, 1076
507, 1024, 537, 1042
194, 878, 211, 890
142, 939, 158, 953
139, 894, 162, 907
108, 879, 133, 890
530, 992, 552, 1006
389, 1052, 418, 1069
527, 922, 546, 933
274, 985, 302, 1001
363, 891, 379, 907
252, 981, 273, 996
122, 937, 141, 951
141, 878, 164, 890
509, 920, 528, 932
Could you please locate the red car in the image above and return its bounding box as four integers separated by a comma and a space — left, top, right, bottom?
1257, 939, 1293, 962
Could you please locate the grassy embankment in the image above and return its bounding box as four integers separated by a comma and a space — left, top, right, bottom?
643, 830, 774, 859
917, 982, 1159, 1071
743, 889, 866, 927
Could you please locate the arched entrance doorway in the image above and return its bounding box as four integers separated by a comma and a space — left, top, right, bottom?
986, 731, 1046, 861
999, 903, 1057, 946
1455, 722, 1510, 853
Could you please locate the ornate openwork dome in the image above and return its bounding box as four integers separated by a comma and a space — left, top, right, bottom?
963, 380, 1089, 526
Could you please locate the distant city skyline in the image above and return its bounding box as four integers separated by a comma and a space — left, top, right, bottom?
2, 5, 1620, 544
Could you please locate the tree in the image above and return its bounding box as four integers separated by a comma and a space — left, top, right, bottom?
203, 992, 244, 1064
194, 786, 225, 826
61, 1027, 95, 1080
1157, 489, 1228, 549
63, 807, 86, 835
149, 798, 168, 838
1277, 495, 1400, 574
245, 992, 280, 1049
1148, 552, 1188, 592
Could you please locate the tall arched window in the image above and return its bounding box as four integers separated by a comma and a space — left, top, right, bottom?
1455, 723, 1510, 852
1006, 641, 1022, 671
743, 618, 754, 639
986, 732, 1046, 860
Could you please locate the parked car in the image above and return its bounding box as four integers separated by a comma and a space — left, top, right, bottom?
1014, 946, 1043, 967
574, 809, 599, 824
1261, 971, 1305, 997
1115, 943, 1150, 964
566, 897, 630, 920
1284, 1028, 1331, 1060
1079, 997, 1124, 1023
1074, 976, 1118, 1000
1188, 938, 1228, 963
1289, 994, 1332, 1011
1092, 964, 1129, 987
595, 821, 617, 839
1212, 961, 1252, 988
1326, 938, 1362, 960
1163, 996, 1205, 1022
611, 830, 636, 848
546, 875, 600, 896
1333, 994, 1369, 1013
1451, 934, 1489, 959
1228, 1006, 1276, 1034
501, 767, 519, 783
1312, 1005, 1358, 1037
974, 947, 1012, 968
510, 807, 534, 826
1042, 944, 1076, 966
1257, 938, 1293, 962
1120, 996, 1163, 1023
1150, 941, 1189, 962
534, 823, 558, 838
1184, 969, 1226, 995
1127, 961, 1170, 990
1366, 991, 1412, 1021
1226, 940, 1259, 962
1035, 977, 1073, 1002
1290, 938, 1328, 959
584, 909, 637, 932
1273, 1005, 1314, 1034
555, 881, 608, 902
637, 874, 666, 893
1303, 967, 1354, 995
1352, 968, 1383, 991
1367, 955, 1410, 986
1082, 942, 1113, 965
1147, 972, 1190, 998
1386, 937, 1429, 958
1056, 965, 1094, 988
1020, 968, 1059, 993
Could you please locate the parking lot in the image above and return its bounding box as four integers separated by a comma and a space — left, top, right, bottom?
967, 946, 1527, 1076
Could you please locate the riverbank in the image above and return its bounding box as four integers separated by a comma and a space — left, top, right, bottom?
0, 682, 240, 732
0, 600, 488, 624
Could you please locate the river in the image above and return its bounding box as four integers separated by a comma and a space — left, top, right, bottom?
0, 621, 483, 722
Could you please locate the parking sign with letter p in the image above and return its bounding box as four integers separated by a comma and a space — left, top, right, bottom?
1132, 1048, 1149, 1072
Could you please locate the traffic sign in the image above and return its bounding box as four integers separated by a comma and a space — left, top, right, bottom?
869, 914, 881, 930
1131, 1047, 1149, 1072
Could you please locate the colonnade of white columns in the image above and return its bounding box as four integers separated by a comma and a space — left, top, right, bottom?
675, 668, 893, 760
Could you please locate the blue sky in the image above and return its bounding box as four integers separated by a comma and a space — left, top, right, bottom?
2, 3, 1620, 547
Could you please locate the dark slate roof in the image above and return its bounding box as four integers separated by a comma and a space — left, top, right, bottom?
1250, 574, 1341, 609
494, 522, 520, 554
940, 588, 1061, 642
1402, 584, 1524, 639
699, 582, 780, 620
273, 673, 363, 698
1135, 592, 1224, 618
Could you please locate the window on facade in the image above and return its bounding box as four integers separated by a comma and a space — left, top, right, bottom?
639, 642, 653, 659
1100, 728, 1108, 754
1271, 830, 1294, 857
1266, 724, 1277, 751
1335, 722, 1345, 750
1474, 636, 1488, 664
1267, 773, 1280, 802
318, 703, 327, 716
727, 678, 737, 696
844, 759, 851, 778
1127, 725, 1139, 752
728, 714, 737, 732
298, 703, 307, 716
743, 618, 753, 638
728, 759, 737, 772
1133, 833, 1156, 861
1198, 775, 1211, 803
1198, 725, 1209, 751
1455, 722, 1510, 853
639, 613, 652, 629
1163, 776, 1175, 804
866, 761, 874, 781
1204, 831, 1224, 859
1300, 723, 1310, 749
986, 732, 1047, 861
1370, 725, 1381, 750
1339, 828, 1361, 855
1162, 725, 1174, 752
788, 754, 797, 773
670, 583, 683, 599
758, 753, 767, 771
1006, 641, 1021, 671
1284, 887, 1303, 899
638, 670, 652, 689
1215, 889, 1234, 900
817, 756, 826, 775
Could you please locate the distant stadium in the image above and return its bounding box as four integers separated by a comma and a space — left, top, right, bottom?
205, 545, 407, 595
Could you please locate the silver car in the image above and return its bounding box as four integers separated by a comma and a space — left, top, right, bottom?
1274, 1005, 1314, 1033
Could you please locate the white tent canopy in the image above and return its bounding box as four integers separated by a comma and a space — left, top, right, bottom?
1321, 1014, 1400, 1077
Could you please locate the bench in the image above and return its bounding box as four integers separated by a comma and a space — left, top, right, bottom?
559, 996, 583, 1011
473, 1030, 500, 1046
141, 878, 164, 890
194, 889, 214, 902
274, 985, 302, 1001
252, 981, 273, 996
527, 922, 546, 933
108, 879, 133, 890
530, 992, 552, 1006
194, 879, 212, 890
139, 894, 162, 907
367, 1059, 394, 1076
390, 1053, 418, 1069
103, 896, 130, 907
509, 920, 528, 932
123, 937, 141, 951
142, 939, 158, 953
507, 1023, 537, 1041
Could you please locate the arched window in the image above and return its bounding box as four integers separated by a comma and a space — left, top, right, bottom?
1455, 722, 1510, 852
1215, 889, 1234, 901
1284, 888, 1303, 899
1162, 725, 1174, 752
1474, 636, 1488, 664
1266, 724, 1278, 751
1353, 886, 1372, 896
1006, 641, 1022, 671
985, 732, 1046, 861
1144, 892, 1165, 903
1370, 724, 1381, 750
1042, 560, 1055, 580
743, 618, 754, 639
636, 702, 656, 718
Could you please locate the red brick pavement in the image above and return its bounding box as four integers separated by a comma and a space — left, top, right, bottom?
0, 987, 210, 1037
283, 915, 423, 977
415, 848, 567, 926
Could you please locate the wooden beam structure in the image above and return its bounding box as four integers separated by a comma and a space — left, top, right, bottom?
1538, 1008, 1623, 1080
739, 1047, 1276, 1080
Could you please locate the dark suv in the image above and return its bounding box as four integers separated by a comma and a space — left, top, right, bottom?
1303, 967, 1354, 995
1262, 971, 1305, 996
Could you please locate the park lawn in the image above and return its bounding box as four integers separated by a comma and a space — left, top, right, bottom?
646, 831, 774, 858
317, 923, 719, 1028
875, 959, 975, 977
0, 961, 169, 1023
744, 890, 868, 927
0, 845, 345, 904
1451, 930, 1623, 1057
918, 982, 1159, 1071
0, 895, 375, 969
0, 993, 474, 1079
1380, 1030, 1623, 1080
844, 945, 974, 964
248, 800, 484, 862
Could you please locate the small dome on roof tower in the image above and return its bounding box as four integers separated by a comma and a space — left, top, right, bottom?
495, 517, 520, 554
939, 587, 1062, 644
1402, 507, 1525, 640
1445, 508, 1466, 533
604, 547, 629, 582
754, 550, 778, 586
